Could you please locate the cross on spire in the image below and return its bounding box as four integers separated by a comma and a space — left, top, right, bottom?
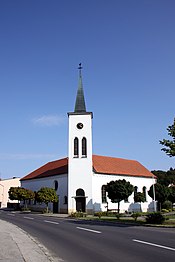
78, 63, 83, 70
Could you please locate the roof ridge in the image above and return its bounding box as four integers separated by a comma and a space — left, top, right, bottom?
92, 154, 137, 163
47, 156, 68, 163
21, 157, 68, 181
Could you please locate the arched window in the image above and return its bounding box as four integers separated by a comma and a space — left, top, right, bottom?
76, 188, 85, 196
134, 186, 138, 202
64, 196, 68, 204
101, 185, 107, 203
142, 186, 147, 201
82, 137, 87, 157
74, 137, 79, 157
54, 180, 58, 191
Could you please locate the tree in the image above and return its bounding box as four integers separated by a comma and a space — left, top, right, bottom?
160, 118, 175, 157
168, 186, 175, 206
106, 179, 134, 213
8, 187, 35, 209
148, 183, 170, 211
166, 168, 175, 185
134, 192, 145, 211
151, 170, 167, 186
134, 192, 145, 203
152, 168, 175, 186
36, 187, 58, 213
9, 187, 22, 202
21, 188, 35, 209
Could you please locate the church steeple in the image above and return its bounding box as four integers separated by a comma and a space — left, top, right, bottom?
68, 64, 93, 214
74, 63, 86, 113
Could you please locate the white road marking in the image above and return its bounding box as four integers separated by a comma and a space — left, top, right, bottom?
76, 226, 102, 234
24, 216, 34, 220
7, 213, 15, 216
44, 220, 59, 225
133, 239, 175, 252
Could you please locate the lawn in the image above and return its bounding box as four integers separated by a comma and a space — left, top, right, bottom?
71, 211, 175, 227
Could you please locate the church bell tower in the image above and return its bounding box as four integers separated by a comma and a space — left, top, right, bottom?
68, 64, 93, 214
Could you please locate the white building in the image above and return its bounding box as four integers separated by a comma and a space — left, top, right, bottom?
21, 67, 156, 214
0, 177, 21, 208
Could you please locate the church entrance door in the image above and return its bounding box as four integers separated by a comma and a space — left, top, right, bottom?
53, 200, 59, 213
76, 188, 86, 212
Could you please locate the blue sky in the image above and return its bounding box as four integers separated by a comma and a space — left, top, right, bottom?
0, 0, 174, 179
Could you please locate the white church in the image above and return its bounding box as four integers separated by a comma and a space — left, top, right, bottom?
21, 66, 156, 214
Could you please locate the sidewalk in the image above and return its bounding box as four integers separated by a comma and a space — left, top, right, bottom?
0, 219, 59, 262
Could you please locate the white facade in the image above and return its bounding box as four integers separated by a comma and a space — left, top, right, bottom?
0, 177, 20, 208
68, 112, 93, 214
21, 174, 68, 213
92, 173, 155, 213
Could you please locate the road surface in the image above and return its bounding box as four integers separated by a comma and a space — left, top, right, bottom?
0, 210, 175, 262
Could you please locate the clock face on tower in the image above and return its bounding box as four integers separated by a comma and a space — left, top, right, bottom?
77, 123, 83, 129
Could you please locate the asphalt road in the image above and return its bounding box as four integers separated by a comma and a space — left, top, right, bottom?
0, 210, 175, 262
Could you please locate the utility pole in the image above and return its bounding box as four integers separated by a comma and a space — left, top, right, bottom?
152, 176, 156, 212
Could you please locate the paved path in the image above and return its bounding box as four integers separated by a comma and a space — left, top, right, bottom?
0, 219, 60, 262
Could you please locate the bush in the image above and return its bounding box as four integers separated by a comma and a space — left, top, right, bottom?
161, 209, 169, 213
116, 213, 122, 220
70, 211, 86, 218
70, 212, 76, 217
94, 212, 103, 218
162, 201, 172, 210
146, 212, 165, 224
107, 212, 118, 217
131, 212, 141, 221
101, 211, 108, 216
42, 208, 52, 214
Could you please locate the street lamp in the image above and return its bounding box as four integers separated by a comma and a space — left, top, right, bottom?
152, 175, 156, 212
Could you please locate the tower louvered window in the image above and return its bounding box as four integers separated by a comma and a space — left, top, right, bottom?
82, 137, 87, 157
74, 137, 79, 157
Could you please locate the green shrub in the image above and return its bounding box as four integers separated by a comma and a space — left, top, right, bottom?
146, 212, 165, 224
77, 211, 84, 217
70, 212, 76, 217
107, 212, 117, 217
70, 211, 86, 218
42, 208, 52, 214
101, 211, 108, 216
94, 212, 103, 218
131, 212, 141, 221
161, 209, 169, 213
116, 213, 122, 220
162, 201, 172, 210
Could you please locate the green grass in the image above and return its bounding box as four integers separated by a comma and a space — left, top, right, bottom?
78, 214, 175, 227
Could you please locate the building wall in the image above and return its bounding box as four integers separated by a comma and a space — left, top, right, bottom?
21, 174, 68, 213
21, 171, 156, 214
92, 173, 156, 213
0, 177, 21, 208
68, 113, 93, 214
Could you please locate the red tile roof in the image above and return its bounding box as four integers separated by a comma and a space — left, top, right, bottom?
21, 157, 68, 181
21, 155, 154, 181
93, 155, 154, 178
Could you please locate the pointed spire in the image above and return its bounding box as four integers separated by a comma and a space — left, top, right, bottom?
74, 63, 86, 113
